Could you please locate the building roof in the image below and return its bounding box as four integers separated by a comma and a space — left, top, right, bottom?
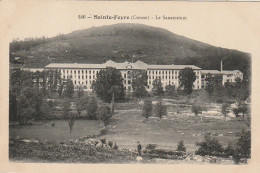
201, 70, 222, 74
45, 63, 106, 69
201, 70, 243, 75
45, 60, 201, 70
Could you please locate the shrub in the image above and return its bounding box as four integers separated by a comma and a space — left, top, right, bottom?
154, 100, 167, 120
221, 102, 230, 120
165, 84, 175, 97
236, 130, 251, 158
176, 140, 186, 152
97, 105, 112, 127
86, 96, 98, 120
100, 128, 108, 135
146, 144, 157, 151
233, 108, 240, 117
142, 99, 153, 120
191, 104, 202, 116
108, 141, 113, 148
100, 138, 106, 145
195, 135, 224, 156
113, 143, 118, 150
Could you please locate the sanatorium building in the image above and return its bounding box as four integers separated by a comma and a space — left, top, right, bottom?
43, 60, 244, 92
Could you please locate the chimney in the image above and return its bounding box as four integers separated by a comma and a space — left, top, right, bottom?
220, 59, 223, 72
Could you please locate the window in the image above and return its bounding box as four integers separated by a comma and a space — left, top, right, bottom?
86, 75, 87, 79
90, 76, 91, 79
78, 75, 80, 79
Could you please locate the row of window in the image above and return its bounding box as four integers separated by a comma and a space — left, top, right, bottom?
147, 70, 178, 75
147, 70, 200, 75
148, 76, 178, 80
60, 69, 99, 74
62, 74, 96, 80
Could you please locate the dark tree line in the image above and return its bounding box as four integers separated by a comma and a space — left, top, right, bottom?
9, 68, 73, 123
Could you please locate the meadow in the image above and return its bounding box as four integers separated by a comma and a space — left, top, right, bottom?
9, 98, 247, 151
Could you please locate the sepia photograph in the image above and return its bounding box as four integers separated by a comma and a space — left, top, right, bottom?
1, 1, 259, 171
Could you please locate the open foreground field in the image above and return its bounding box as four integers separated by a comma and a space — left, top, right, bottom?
9, 99, 248, 152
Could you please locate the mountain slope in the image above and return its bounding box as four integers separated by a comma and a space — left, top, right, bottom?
10, 23, 251, 77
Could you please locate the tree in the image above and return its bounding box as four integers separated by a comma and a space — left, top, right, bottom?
222, 102, 230, 121
63, 79, 74, 99
68, 113, 75, 136
176, 140, 186, 152
205, 73, 214, 96
191, 102, 207, 122
109, 85, 121, 114
77, 86, 84, 99
76, 95, 89, 117
142, 99, 153, 120
86, 96, 98, 120
58, 82, 64, 98
154, 100, 167, 120
93, 67, 125, 102
97, 105, 112, 127
179, 67, 196, 95
152, 77, 164, 96
165, 84, 175, 97
191, 104, 202, 116
236, 129, 251, 158
131, 70, 148, 98
62, 98, 71, 119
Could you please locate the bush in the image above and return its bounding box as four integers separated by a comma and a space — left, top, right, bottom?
191, 104, 202, 116
195, 135, 225, 156
146, 144, 157, 151
113, 143, 118, 150
100, 138, 106, 145
86, 96, 98, 120
108, 141, 113, 148
154, 100, 167, 120
142, 99, 153, 120
97, 105, 112, 127
236, 130, 251, 158
176, 140, 186, 152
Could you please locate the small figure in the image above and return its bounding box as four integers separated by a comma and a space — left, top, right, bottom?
52, 121, 55, 127
137, 141, 142, 156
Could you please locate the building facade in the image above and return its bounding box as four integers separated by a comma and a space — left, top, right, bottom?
201, 70, 243, 89
44, 60, 202, 92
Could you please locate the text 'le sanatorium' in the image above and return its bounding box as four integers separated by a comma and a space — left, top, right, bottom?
78, 15, 188, 21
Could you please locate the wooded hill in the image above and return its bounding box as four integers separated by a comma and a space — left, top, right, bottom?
10, 23, 251, 79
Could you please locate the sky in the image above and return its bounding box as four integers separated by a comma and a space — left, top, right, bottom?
1, 1, 260, 53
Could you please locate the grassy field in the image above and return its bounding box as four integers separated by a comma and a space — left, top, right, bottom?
9, 99, 248, 152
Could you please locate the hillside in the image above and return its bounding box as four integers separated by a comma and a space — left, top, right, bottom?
10, 23, 251, 78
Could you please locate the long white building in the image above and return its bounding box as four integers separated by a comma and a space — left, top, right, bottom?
201, 70, 243, 89
44, 60, 202, 92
